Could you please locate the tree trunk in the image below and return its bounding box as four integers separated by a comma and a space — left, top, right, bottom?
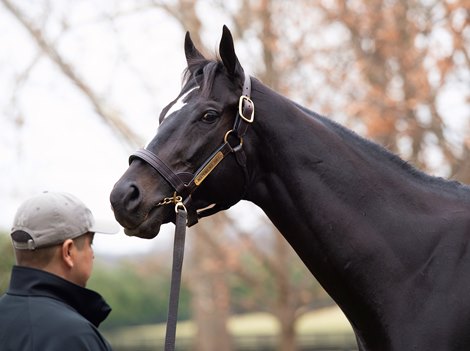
189, 217, 233, 351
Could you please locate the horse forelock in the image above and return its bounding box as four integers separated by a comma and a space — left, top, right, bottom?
159, 58, 231, 125
183, 59, 226, 98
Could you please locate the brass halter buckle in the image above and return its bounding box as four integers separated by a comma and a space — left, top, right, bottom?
238, 95, 254, 123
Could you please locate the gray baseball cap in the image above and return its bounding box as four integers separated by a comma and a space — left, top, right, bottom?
11, 191, 119, 250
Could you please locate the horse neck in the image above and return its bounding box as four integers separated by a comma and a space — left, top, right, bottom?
244, 80, 470, 319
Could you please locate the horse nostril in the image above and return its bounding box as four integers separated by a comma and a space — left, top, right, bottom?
124, 184, 142, 211
111, 181, 143, 214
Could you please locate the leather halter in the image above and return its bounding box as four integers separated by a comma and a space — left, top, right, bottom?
129, 74, 254, 226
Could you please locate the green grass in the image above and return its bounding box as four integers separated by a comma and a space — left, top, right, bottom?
105, 306, 354, 347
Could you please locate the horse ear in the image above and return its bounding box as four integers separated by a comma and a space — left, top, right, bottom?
219, 25, 244, 79
184, 31, 205, 68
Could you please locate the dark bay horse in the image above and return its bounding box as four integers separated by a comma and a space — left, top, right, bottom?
110, 26, 470, 351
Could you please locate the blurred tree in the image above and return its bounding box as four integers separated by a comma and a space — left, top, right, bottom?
224, 217, 333, 351
312, 0, 470, 180
0, 233, 14, 294
186, 217, 234, 351
88, 257, 191, 329
1, 0, 144, 150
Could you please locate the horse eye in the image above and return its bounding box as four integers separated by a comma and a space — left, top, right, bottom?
201, 111, 219, 123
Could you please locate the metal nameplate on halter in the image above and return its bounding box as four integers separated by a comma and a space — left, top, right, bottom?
239, 95, 254, 123
194, 151, 224, 186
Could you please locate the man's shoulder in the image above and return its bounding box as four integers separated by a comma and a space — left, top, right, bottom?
32, 295, 93, 326
1, 294, 90, 328
0, 295, 112, 351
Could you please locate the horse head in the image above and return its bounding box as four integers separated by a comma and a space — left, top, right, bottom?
110, 26, 254, 238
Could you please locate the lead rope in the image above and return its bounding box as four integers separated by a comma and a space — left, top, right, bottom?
164, 202, 187, 351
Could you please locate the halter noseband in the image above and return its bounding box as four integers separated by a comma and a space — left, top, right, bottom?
129, 74, 254, 226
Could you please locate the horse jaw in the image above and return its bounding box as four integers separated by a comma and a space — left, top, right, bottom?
120, 208, 166, 239
123, 223, 161, 239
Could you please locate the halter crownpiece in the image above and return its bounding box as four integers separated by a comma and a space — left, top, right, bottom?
129, 73, 254, 226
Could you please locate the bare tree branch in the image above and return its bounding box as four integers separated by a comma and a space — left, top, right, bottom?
1, 0, 144, 150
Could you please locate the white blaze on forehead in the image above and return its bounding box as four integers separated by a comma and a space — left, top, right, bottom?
163, 86, 199, 120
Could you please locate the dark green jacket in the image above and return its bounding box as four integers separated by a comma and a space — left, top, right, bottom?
0, 265, 112, 350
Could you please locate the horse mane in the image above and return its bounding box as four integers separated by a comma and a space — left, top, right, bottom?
291, 102, 468, 191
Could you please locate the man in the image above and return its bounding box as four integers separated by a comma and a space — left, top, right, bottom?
0, 191, 118, 351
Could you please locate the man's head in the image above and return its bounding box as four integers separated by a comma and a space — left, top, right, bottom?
11, 191, 118, 286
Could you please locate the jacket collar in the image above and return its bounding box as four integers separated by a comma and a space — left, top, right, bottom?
8, 265, 111, 327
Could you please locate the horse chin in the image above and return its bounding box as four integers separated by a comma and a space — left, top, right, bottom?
124, 208, 168, 239
123, 220, 162, 239
122, 206, 172, 239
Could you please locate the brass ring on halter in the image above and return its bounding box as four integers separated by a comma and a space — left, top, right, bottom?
224, 129, 243, 149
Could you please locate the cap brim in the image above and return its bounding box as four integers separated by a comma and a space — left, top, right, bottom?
89, 219, 120, 235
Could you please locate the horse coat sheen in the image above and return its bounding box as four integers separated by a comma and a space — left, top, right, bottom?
110, 26, 470, 351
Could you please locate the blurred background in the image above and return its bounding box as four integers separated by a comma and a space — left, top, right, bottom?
0, 0, 468, 350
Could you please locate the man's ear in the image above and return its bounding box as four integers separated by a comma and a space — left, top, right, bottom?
62, 239, 74, 268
